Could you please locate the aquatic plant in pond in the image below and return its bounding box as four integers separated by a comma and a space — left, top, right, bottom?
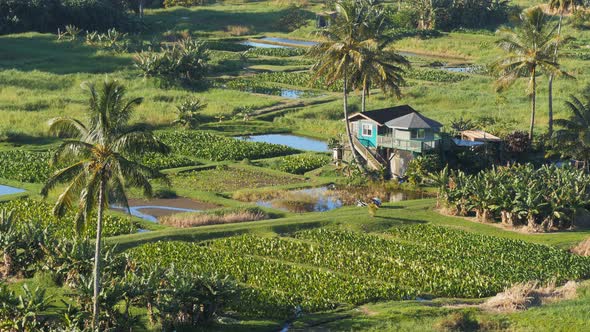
256, 187, 343, 212
172, 166, 305, 192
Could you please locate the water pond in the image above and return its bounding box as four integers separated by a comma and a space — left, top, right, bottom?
0, 184, 25, 196
233, 85, 316, 99
255, 186, 430, 213
240, 38, 318, 48
440, 66, 477, 73
236, 134, 329, 152
257, 187, 342, 212
124, 206, 200, 223
260, 37, 318, 47
240, 41, 289, 48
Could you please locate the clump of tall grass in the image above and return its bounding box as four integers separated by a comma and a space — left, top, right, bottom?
482, 280, 578, 312
226, 25, 251, 36
159, 207, 268, 228
572, 237, 590, 256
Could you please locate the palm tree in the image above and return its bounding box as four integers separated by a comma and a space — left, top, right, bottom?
547, 0, 580, 136
351, 40, 409, 113
494, 8, 568, 141
552, 94, 590, 167
41, 79, 168, 329
309, 0, 408, 164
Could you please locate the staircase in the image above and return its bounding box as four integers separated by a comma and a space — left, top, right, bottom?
351, 136, 387, 171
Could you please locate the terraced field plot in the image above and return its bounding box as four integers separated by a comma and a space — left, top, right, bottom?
128, 224, 590, 318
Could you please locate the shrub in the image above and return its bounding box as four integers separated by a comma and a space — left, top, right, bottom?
405, 154, 442, 185
277, 153, 330, 174
134, 39, 209, 85
504, 130, 530, 153
172, 98, 207, 128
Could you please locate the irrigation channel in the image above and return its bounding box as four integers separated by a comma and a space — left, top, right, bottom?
0, 184, 25, 196
240, 37, 478, 73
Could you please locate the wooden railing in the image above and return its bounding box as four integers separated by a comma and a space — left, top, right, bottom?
351, 136, 386, 170
377, 136, 439, 153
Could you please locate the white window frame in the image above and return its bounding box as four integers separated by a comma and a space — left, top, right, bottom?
361, 123, 373, 137
411, 129, 426, 139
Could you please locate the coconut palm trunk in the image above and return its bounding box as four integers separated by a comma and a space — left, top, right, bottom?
530, 69, 537, 141
2, 251, 12, 277
92, 178, 105, 329
548, 13, 563, 137
343, 64, 361, 165
361, 85, 367, 113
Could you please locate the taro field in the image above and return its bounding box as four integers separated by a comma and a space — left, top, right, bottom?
128, 224, 590, 318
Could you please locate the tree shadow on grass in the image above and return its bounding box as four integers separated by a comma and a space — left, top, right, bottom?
0, 33, 131, 74
144, 7, 316, 36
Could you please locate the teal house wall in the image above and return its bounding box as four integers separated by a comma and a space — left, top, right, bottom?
357, 120, 377, 147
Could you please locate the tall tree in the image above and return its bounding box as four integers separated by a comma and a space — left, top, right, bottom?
351, 40, 409, 113
309, 0, 408, 164
494, 7, 568, 140
41, 79, 168, 329
552, 94, 590, 167
547, 0, 580, 136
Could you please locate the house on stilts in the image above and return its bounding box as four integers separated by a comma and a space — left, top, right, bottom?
345, 105, 443, 177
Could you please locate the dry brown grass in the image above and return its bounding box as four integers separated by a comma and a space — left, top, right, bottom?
482, 280, 578, 313
226, 25, 251, 36
160, 208, 268, 228
571, 237, 590, 256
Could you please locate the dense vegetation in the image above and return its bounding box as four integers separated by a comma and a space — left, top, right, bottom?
156, 131, 297, 161
275, 153, 330, 174
0, 199, 135, 238
434, 164, 590, 231
128, 225, 590, 317
0, 150, 52, 183
0, 0, 132, 34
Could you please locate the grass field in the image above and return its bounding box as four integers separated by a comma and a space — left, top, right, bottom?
0, 2, 589, 140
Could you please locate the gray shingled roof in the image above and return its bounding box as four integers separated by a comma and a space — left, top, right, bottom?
384, 112, 443, 129
347, 105, 417, 125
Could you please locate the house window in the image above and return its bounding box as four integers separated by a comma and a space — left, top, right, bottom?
362, 124, 373, 137
411, 129, 426, 139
